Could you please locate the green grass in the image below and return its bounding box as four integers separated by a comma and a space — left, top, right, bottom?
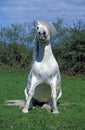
0, 67, 85, 130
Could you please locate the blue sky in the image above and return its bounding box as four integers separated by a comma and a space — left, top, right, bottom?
0, 0, 85, 26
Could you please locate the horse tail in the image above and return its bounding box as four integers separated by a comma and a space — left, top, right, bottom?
4, 100, 25, 108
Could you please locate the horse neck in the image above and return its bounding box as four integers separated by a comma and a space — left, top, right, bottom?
36, 42, 53, 62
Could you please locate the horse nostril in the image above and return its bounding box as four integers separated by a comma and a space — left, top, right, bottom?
38, 32, 41, 35
43, 31, 46, 38
43, 31, 46, 35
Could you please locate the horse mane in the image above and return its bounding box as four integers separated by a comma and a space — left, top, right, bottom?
33, 35, 39, 62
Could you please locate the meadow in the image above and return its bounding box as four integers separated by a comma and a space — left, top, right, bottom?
0, 67, 85, 130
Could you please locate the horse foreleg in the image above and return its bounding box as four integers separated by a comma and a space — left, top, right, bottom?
22, 76, 39, 113
50, 78, 60, 114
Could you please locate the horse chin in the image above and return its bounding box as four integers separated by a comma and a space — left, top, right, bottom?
39, 39, 47, 44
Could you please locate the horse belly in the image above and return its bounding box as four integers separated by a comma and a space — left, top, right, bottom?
33, 84, 51, 102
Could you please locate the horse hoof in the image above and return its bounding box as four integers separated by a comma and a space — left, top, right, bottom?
22, 108, 29, 113
52, 110, 59, 114
42, 104, 51, 112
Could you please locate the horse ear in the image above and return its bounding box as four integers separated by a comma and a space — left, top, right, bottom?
37, 21, 40, 25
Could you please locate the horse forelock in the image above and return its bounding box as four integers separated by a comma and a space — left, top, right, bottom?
37, 21, 57, 37
36, 22, 49, 35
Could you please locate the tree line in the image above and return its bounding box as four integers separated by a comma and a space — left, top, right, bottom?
0, 18, 85, 75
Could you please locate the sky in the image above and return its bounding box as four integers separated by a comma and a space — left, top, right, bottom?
0, 0, 85, 27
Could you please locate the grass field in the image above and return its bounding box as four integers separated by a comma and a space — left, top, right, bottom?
0, 67, 85, 130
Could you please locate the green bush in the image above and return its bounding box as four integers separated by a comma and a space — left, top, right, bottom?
0, 42, 32, 68
0, 18, 85, 75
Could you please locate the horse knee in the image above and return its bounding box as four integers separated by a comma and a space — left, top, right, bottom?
24, 88, 29, 100
51, 91, 57, 100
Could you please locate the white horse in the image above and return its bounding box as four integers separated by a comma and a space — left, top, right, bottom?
22, 21, 62, 114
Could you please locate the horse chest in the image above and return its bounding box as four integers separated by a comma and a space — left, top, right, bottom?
33, 56, 58, 81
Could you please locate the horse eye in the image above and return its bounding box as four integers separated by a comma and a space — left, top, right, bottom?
43, 31, 46, 35
37, 26, 39, 30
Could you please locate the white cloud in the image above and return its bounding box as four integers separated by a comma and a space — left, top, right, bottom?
0, 0, 85, 26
